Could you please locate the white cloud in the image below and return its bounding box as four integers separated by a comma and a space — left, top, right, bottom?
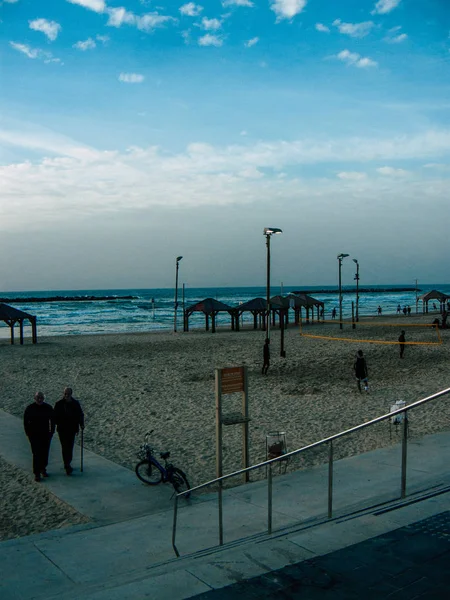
198, 34, 223, 47
245, 37, 259, 47
1, 127, 450, 234
179, 2, 203, 16
336, 49, 378, 68
107, 7, 135, 27
9, 41, 62, 64
73, 37, 96, 50
372, 0, 401, 15
271, 0, 307, 21
423, 163, 450, 171
10, 42, 40, 59
118, 72, 144, 83
315, 23, 330, 33
333, 19, 374, 38
29, 18, 61, 41
200, 17, 222, 31
386, 32, 407, 43
96, 34, 109, 44
377, 166, 409, 176
66, 0, 106, 13
222, 0, 254, 6
337, 171, 367, 180
106, 7, 175, 32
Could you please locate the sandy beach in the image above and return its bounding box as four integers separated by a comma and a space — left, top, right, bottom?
1, 314, 449, 540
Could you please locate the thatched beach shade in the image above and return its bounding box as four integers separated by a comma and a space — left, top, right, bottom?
287, 293, 324, 324
418, 290, 450, 314
0, 303, 37, 345
231, 297, 284, 331
184, 298, 233, 333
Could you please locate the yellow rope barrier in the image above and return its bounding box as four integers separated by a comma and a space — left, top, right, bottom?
300, 321, 442, 345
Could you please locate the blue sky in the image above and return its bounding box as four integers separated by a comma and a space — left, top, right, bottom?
1, 0, 449, 291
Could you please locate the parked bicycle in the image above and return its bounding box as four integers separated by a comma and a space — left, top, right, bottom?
135, 431, 191, 498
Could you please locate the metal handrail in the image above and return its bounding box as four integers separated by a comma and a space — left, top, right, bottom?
172, 387, 450, 556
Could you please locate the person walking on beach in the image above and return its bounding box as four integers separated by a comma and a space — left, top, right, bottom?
399, 330, 406, 358
397, 304, 401, 314
332, 307, 337, 319
54, 387, 84, 475
262, 338, 270, 375
353, 350, 369, 393
23, 392, 55, 482
377, 305, 382, 315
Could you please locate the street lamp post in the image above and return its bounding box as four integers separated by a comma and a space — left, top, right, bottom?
353, 259, 359, 322
337, 253, 349, 330
264, 228, 282, 341
174, 256, 183, 332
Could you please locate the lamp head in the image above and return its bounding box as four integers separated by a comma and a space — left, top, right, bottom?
176, 256, 183, 262
353, 258, 358, 264
264, 227, 283, 235
337, 253, 349, 260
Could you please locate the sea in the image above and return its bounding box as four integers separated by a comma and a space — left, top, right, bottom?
1, 284, 449, 338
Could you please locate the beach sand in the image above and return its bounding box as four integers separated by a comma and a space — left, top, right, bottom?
1, 314, 449, 540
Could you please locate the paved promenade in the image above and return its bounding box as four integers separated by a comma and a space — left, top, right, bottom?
0, 409, 449, 599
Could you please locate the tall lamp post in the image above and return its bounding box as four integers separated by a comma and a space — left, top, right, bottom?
174, 256, 183, 332
353, 259, 359, 322
337, 253, 349, 330
264, 227, 282, 341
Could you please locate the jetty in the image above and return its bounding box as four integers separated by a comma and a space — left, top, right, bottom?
0, 295, 137, 303
294, 287, 419, 295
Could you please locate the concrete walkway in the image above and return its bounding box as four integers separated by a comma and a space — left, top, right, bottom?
1, 409, 449, 600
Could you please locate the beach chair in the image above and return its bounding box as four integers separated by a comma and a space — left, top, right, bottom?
266, 431, 289, 474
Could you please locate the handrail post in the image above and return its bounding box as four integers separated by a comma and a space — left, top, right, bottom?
401, 410, 408, 498
172, 495, 180, 557
218, 480, 224, 546
328, 440, 333, 518
268, 463, 273, 534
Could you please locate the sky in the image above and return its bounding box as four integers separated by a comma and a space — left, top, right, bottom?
1, 0, 449, 291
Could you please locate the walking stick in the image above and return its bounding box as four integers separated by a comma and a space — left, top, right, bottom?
80, 428, 84, 472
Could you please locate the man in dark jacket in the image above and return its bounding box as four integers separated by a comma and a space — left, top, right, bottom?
54, 387, 84, 475
23, 392, 55, 482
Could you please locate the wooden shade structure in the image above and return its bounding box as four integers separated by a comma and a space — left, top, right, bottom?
0, 303, 37, 344
418, 290, 450, 314
184, 298, 233, 333
284, 293, 324, 325
231, 297, 284, 331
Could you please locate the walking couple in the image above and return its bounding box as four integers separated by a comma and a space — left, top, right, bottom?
23, 387, 84, 482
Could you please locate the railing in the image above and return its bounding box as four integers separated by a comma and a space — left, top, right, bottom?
172, 387, 450, 557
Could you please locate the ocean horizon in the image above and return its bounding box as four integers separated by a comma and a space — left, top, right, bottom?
1, 284, 448, 338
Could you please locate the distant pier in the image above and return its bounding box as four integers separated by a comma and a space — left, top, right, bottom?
294, 288, 419, 295
0, 295, 138, 303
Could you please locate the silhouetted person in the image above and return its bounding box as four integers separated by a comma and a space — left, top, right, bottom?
407, 306, 411, 315
403, 306, 407, 315
332, 307, 337, 319
396, 304, 401, 314
377, 305, 382, 315
23, 392, 55, 482
262, 338, 270, 375
54, 387, 84, 475
399, 330, 406, 358
354, 350, 369, 393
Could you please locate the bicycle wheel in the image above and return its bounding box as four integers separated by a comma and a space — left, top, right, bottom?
170, 467, 191, 499
135, 459, 163, 485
